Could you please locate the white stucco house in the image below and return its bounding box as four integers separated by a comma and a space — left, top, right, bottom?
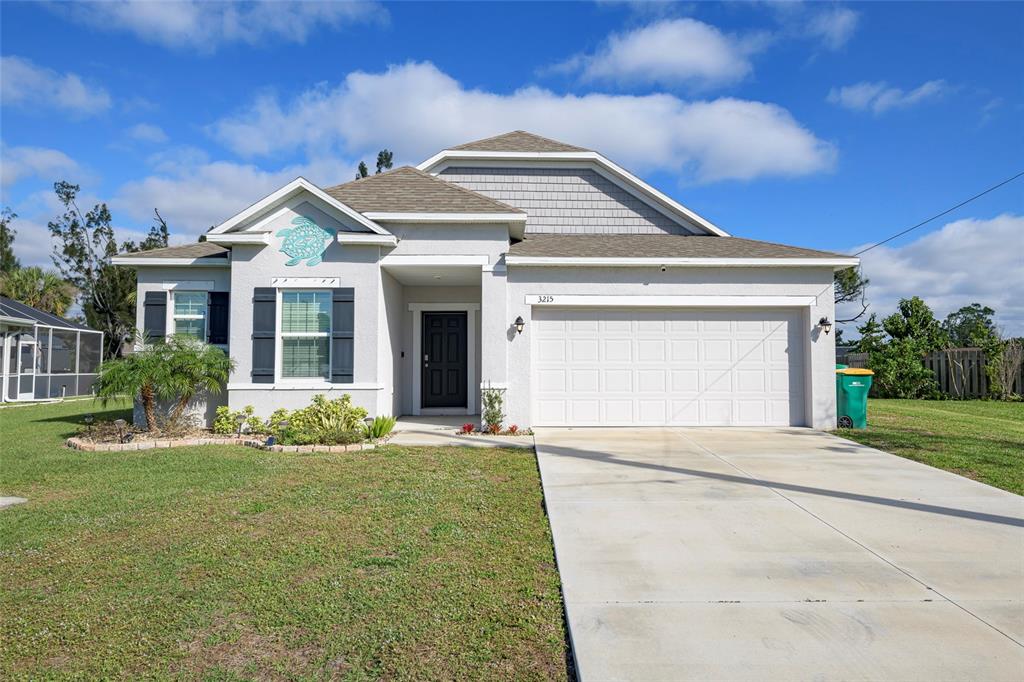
113, 131, 858, 430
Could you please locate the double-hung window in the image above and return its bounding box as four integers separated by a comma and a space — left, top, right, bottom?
173, 292, 207, 340
280, 291, 331, 379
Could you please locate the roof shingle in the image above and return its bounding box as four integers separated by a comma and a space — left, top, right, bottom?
324, 166, 524, 215
507, 235, 850, 260
118, 242, 229, 259
450, 130, 589, 153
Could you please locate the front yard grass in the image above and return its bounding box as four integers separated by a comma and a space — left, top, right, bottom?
0, 399, 569, 680
836, 399, 1024, 495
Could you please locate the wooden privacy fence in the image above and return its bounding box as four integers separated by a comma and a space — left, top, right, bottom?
837, 348, 1024, 398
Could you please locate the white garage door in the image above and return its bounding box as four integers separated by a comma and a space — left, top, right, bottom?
532, 308, 805, 426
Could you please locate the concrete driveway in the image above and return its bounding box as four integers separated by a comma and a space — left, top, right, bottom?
535, 427, 1024, 681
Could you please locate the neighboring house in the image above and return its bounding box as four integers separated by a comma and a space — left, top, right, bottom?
113, 131, 857, 429
0, 296, 104, 402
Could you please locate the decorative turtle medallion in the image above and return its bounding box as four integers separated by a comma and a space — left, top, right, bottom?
276, 216, 336, 266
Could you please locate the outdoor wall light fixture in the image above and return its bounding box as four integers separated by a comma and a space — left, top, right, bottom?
818, 317, 833, 335
514, 316, 525, 335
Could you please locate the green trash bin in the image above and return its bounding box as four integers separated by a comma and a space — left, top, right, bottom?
836, 368, 873, 429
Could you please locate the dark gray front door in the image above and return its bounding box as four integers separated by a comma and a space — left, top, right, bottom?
421, 312, 467, 409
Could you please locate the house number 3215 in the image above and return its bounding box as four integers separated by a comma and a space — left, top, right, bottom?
537, 295, 554, 303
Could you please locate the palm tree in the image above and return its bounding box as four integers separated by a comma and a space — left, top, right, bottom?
96, 336, 234, 432
0, 267, 76, 316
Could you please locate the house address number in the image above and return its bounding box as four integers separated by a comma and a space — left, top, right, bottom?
526, 295, 556, 304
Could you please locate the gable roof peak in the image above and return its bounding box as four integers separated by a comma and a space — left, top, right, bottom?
450, 130, 590, 153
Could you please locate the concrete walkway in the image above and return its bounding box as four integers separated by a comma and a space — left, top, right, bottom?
387, 414, 532, 448
535, 427, 1024, 681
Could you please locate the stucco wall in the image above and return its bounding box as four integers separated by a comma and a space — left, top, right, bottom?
439, 166, 698, 235
499, 266, 837, 430
386, 222, 509, 263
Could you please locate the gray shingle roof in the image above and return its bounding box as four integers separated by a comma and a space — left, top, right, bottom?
450, 131, 590, 153
324, 166, 523, 214
507, 235, 850, 260
119, 242, 229, 259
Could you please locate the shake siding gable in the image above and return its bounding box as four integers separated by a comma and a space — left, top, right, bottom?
438, 167, 698, 235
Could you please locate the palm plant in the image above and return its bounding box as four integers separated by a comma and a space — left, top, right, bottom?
0, 267, 76, 316
96, 336, 234, 432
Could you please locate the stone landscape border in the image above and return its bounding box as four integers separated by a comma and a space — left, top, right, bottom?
65, 436, 377, 453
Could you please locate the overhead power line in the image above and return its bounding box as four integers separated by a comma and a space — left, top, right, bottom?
854, 170, 1024, 256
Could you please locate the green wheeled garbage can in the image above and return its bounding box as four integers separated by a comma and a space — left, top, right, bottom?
835, 368, 873, 429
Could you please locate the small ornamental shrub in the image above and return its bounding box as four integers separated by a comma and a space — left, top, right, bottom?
461, 423, 475, 434
364, 415, 397, 440
270, 394, 368, 445
506, 424, 519, 435
481, 388, 505, 434
213, 405, 265, 435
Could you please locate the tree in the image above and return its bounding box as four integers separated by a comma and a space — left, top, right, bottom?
834, 266, 869, 323
855, 314, 886, 353
48, 182, 170, 358
942, 303, 997, 347
96, 336, 233, 432
375, 149, 393, 174
869, 297, 947, 399
0, 207, 19, 274
355, 148, 395, 179
0, 267, 76, 316
881, 296, 948, 352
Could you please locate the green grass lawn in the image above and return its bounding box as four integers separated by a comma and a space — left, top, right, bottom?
0, 399, 569, 680
836, 399, 1024, 495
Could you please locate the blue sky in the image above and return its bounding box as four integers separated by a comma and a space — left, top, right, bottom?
2, 1, 1022, 333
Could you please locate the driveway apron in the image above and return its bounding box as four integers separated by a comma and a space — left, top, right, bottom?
535, 427, 1024, 681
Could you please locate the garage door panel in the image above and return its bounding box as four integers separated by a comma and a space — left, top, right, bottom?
533, 308, 805, 427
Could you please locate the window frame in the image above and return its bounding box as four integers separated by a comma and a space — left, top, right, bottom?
171, 291, 209, 341
276, 289, 332, 383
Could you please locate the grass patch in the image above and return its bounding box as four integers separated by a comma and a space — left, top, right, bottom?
0, 399, 569, 680
836, 399, 1024, 495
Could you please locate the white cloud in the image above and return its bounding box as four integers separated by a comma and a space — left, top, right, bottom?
554, 18, 768, 89
806, 7, 860, 50
828, 80, 948, 114
839, 214, 1024, 337
0, 56, 112, 116
126, 123, 169, 144
56, 0, 385, 53
112, 154, 354, 240
209, 61, 835, 183
1, 145, 82, 189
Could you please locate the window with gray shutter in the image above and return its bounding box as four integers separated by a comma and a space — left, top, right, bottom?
251, 288, 276, 383
331, 288, 354, 384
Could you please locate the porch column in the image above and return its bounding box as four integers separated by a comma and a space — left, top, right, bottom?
479, 264, 509, 408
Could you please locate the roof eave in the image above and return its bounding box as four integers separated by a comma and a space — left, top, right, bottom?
505, 256, 860, 270
111, 255, 232, 267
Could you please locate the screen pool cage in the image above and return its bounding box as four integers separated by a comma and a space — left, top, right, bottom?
0, 296, 104, 402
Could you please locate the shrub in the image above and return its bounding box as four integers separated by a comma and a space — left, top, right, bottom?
271, 394, 368, 445
364, 415, 397, 440
213, 405, 263, 435
481, 388, 505, 434
506, 424, 519, 435
460, 423, 475, 434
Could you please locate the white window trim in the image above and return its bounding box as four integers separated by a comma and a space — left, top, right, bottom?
277, 289, 332, 385
171, 291, 209, 340
409, 302, 479, 416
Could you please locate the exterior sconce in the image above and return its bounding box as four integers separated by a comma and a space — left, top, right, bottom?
514, 316, 525, 335
818, 317, 833, 335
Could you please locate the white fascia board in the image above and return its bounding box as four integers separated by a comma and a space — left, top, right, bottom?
505, 256, 860, 269
524, 294, 817, 308
207, 177, 389, 236
205, 232, 269, 245
337, 233, 398, 246
1, 314, 36, 326
362, 212, 526, 223
110, 256, 230, 267
417, 150, 728, 237
381, 254, 489, 267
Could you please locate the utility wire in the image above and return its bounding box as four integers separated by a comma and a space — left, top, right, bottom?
853, 170, 1024, 256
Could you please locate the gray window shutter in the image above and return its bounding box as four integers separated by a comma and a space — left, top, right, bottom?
331, 288, 354, 384
143, 291, 167, 341
207, 292, 230, 345
251, 288, 275, 383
